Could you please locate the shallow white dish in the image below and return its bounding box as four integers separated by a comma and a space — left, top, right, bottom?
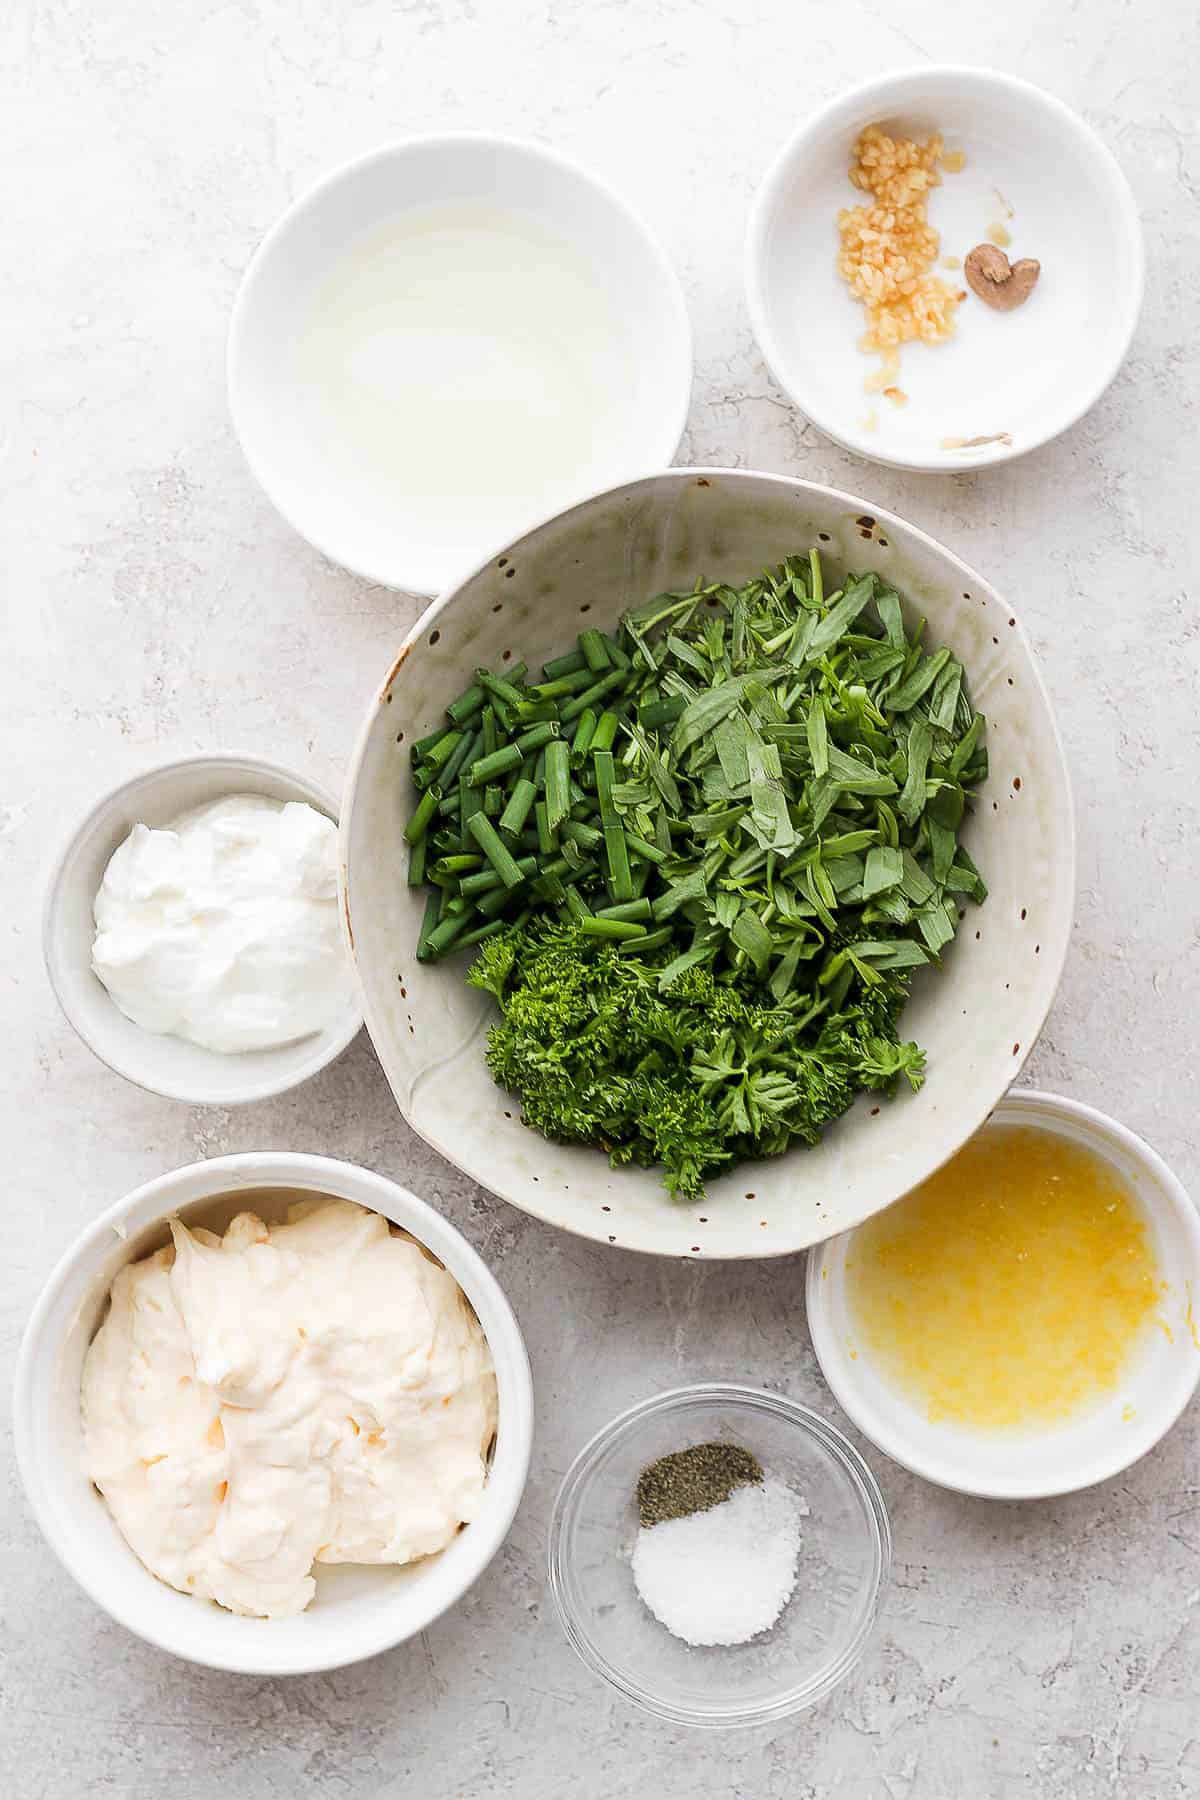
745, 67, 1143, 471
342, 468, 1075, 1259
806, 1091, 1200, 1500
228, 134, 692, 595
44, 753, 362, 1106
13, 1152, 533, 1675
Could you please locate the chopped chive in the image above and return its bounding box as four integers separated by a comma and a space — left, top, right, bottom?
420, 728, 462, 775
468, 743, 523, 786
477, 884, 520, 917
459, 777, 483, 852
579, 627, 610, 672
639, 696, 686, 730
604, 822, 634, 902
544, 738, 571, 833
457, 918, 509, 950
516, 721, 560, 755
477, 669, 525, 710
404, 783, 442, 845
615, 925, 672, 954
446, 685, 485, 728
514, 699, 559, 724
590, 710, 620, 754
541, 648, 586, 680
596, 898, 652, 922
412, 723, 453, 760
530, 669, 595, 700
579, 916, 646, 940
560, 818, 603, 852
561, 667, 629, 722
460, 855, 537, 898
440, 725, 482, 788
431, 854, 483, 876
624, 830, 668, 866
570, 708, 598, 762
499, 778, 538, 839
534, 799, 557, 857
424, 911, 474, 959
593, 750, 617, 825
602, 632, 632, 671
407, 839, 427, 887
467, 812, 526, 887
564, 886, 594, 922
415, 888, 443, 960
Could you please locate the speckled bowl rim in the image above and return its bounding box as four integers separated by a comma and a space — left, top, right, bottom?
547, 1383, 891, 1728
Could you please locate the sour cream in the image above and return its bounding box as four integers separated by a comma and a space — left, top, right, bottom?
81, 1198, 498, 1619
91, 794, 354, 1054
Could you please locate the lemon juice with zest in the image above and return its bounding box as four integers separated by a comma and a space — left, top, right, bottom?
845, 1126, 1163, 1430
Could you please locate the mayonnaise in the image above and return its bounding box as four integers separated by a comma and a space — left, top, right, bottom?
81, 1199, 498, 1618
91, 794, 354, 1054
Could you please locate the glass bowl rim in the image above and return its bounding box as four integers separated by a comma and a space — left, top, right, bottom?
547, 1381, 892, 1728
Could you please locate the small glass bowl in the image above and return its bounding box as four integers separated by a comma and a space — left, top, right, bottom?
548, 1383, 891, 1728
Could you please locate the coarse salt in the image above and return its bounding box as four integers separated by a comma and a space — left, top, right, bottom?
630, 1478, 803, 1647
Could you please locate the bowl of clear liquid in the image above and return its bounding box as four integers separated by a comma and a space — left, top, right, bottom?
228, 134, 692, 595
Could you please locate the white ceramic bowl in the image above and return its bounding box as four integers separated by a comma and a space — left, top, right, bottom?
342, 468, 1075, 1259
44, 753, 362, 1106
807, 1091, 1200, 1499
228, 134, 692, 595
746, 67, 1144, 471
13, 1152, 533, 1675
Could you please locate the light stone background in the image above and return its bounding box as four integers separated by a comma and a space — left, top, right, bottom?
3, 2, 1198, 1795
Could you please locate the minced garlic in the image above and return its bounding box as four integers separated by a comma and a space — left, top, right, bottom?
837, 124, 963, 390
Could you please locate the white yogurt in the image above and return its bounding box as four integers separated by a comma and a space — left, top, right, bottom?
91, 794, 354, 1054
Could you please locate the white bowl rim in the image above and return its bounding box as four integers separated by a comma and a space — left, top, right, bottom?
805, 1088, 1200, 1499
227, 131, 694, 595
43, 751, 364, 1105
546, 1381, 892, 1728
341, 464, 1077, 1259
744, 64, 1146, 473
12, 1150, 535, 1675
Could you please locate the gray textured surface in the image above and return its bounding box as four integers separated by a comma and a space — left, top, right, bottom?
3, 3, 1198, 1795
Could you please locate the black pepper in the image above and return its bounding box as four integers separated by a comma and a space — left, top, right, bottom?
635, 1441, 764, 1528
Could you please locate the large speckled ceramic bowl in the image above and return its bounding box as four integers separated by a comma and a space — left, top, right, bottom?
342, 470, 1074, 1259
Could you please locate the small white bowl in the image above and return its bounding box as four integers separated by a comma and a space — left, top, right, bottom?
806, 1091, 1200, 1500
228, 134, 693, 595
44, 754, 362, 1106
13, 1152, 534, 1675
746, 68, 1144, 471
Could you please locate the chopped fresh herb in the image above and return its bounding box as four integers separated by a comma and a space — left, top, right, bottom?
403, 551, 988, 1198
